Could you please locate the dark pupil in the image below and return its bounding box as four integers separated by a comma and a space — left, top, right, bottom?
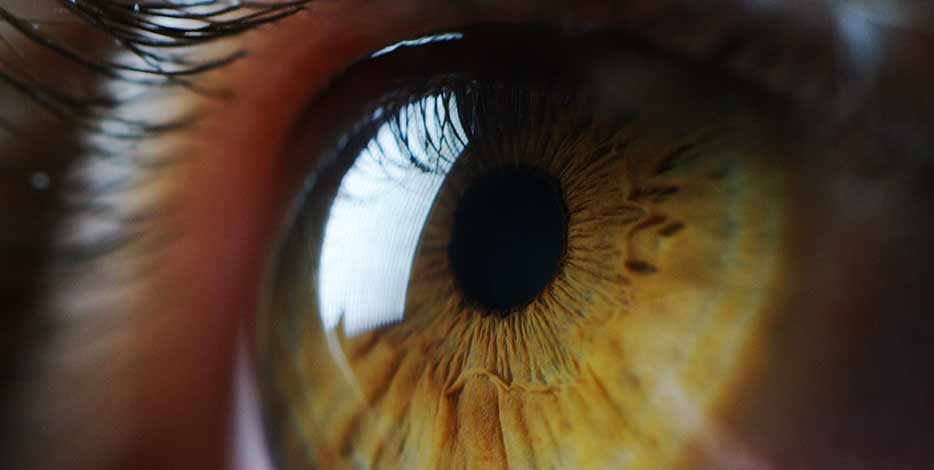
449, 167, 568, 313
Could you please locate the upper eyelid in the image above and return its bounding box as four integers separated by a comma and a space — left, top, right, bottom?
289, 0, 912, 125
264, 1, 897, 155
0, 0, 915, 141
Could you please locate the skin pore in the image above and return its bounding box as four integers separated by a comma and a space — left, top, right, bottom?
2, 1, 933, 469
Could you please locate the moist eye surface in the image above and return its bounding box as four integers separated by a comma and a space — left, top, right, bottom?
259, 26, 792, 470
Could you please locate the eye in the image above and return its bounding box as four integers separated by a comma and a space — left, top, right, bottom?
7, 2, 934, 469
259, 26, 794, 468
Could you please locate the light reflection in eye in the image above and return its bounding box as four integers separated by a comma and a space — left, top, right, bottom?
261, 27, 794, 468
318, 95, 466, 336
372, 32, 465, 58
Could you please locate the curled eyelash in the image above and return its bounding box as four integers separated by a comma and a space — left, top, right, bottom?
0, 0, 312, 140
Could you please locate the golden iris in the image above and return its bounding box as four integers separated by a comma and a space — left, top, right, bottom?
260, 59, 788, 469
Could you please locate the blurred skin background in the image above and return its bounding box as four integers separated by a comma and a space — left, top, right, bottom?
0, 1, 933, 469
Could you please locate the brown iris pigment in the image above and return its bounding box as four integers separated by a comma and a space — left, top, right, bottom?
261, 77, 787, 469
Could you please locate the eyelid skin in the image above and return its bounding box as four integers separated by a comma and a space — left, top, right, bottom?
32, 0, 932, 469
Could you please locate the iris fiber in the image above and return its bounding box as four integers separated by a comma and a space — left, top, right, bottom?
262, 73, 788, 469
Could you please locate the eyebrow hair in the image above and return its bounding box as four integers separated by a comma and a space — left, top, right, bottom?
0, 0, 312, 138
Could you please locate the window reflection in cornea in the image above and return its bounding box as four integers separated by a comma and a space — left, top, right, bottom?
1, 0, 933, 469
318, 94, 465, 336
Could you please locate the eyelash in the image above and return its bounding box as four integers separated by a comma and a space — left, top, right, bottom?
0, 0, 311, 140
2, 4, 913, 465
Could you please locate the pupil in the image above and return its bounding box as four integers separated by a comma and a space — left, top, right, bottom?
449, 167, 568, 313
